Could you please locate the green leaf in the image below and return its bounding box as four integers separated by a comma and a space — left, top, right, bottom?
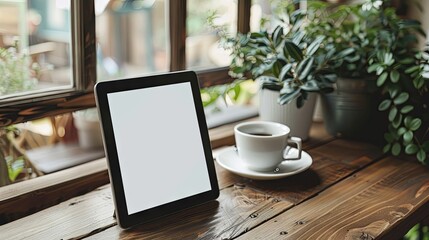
417, 149, 427, 162
383, 143, 391, 153
392, 113, 402, 129
378, 100, 391, 111
384, 52, 393, 65
403, 131, 413, 143
273, 26, 284, 47
404, 116, 412, 128
306, 36, 325, 56
279, 64, 293, 81
367, 64, 380, 73
393, 92, 409, 105
390, 70, 400, 83
278, 89, 300, 105
388, 87, 400, 99
384, 132, 394, 143
397, 127, 407, 135
400, 105, 414, 114
272, 61, 281, 77
405, 65, 420, 74
399, 58, 414, 64
376, 66, 384, 75
335, 48, 355, 59
301, 80, 319, 92
320, 73, 337, 83
409, 118, 422, 131
284, 40, 303, 61
388, 107, 398, 122
405, 144, 419, 154
298, 57, 315, 80
414, 77, 425, 89
7, 158, 24, 182
392, 142, 401, 156
250, 32, 266, 38
377, 72, 388, 86
345, 54, 359, 63
261, 82, 283, 91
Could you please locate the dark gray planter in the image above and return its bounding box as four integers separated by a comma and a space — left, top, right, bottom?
320, 77, 377, 139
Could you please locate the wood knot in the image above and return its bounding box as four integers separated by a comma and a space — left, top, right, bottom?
249, 213, 258, 218
415, 181, 429, 198
68, 200, 83, 206
360, 232, 374, 240
295, 220, 306, 225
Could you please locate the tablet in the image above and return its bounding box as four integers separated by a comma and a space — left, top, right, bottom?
94, 71, 219, 229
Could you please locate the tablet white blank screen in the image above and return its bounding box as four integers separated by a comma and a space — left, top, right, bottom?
107, 82, 212, 215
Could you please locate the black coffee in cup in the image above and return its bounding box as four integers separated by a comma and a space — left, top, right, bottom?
247, 132, 273, 136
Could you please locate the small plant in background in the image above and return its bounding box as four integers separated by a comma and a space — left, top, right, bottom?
0, 40, 39, 96
0, 126, 26, 186
404, 223, 429, 240
201, 80, 256, 113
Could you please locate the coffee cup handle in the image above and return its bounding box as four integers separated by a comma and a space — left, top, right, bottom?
283, 137, 302, 160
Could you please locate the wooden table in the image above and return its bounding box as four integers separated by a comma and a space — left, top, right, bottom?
2, 122, 429, 239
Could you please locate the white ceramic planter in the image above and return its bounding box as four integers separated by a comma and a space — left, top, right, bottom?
73, 109, 103, 149
259, 89, 317, 141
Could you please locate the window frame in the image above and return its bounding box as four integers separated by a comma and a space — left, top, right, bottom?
0, 0, 250, 127
0, 0, 96, 126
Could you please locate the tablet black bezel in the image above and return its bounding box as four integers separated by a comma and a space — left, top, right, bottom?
94, 71, 219, 229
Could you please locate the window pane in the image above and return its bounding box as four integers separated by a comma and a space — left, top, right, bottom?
186, 0, 237, 70
95, 0, 168, 81
0, 0, 73, 98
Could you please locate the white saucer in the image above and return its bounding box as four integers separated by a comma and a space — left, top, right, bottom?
216, 147, 312, 180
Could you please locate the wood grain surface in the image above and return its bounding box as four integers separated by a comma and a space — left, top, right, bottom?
236, 157, 429, 240
0, 158, 108, 225
87, 186, 292, 240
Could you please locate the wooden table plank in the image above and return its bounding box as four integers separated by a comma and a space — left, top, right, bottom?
0, 185, 115, 240
0, 184, 293, 240
86, 185, 293, 240
0, 158, 109, 225
236, 157, 429, 240
310, 139, 383, 167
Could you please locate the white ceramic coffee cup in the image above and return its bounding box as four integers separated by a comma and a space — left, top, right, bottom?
234, 121, 302, 172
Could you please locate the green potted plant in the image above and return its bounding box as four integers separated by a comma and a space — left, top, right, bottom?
306, 0, 429, 162
366, 5, 429, 163
210, 2, 338, 140
304, 1, 379, 138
